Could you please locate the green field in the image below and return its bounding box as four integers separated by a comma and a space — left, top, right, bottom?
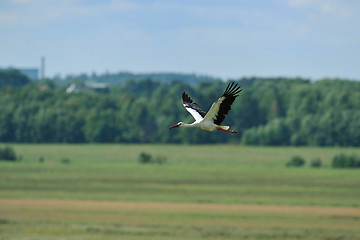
1, 144, 360, 239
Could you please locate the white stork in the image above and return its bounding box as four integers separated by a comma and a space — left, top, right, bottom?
169, 82, 242, 133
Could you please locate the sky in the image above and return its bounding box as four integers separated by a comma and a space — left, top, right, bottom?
1, 0, 360, 80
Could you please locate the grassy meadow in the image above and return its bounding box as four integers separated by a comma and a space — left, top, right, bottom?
1, 144, 360, 239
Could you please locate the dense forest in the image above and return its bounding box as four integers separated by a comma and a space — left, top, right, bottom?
1, 69, 360, 146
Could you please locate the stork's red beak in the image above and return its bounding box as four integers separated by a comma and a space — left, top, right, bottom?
168, 124, 179, 129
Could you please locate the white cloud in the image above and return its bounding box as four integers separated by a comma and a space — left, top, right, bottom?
108, 0, 139, 12
318, 1, 357, 19
0, 13, 19, 25
288, 0, 313, 7
0, 1, 86, 27
0, 0, 143, 28
9, 0, 33, 4
287, 0, 359, 19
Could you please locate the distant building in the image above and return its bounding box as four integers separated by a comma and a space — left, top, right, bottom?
66, 82, 109, 93
66, 83, 78, 93
18, 68, 39, 80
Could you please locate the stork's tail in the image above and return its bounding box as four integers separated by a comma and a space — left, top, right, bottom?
218, 126, 230, 130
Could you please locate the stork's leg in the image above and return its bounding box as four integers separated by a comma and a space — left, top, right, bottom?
216, 127, 237, 134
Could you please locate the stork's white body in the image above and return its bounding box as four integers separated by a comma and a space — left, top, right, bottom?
179, 121, 229, 132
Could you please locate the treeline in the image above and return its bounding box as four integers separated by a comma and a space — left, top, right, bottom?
0, 69, 360, 145
54, 71, 216, 85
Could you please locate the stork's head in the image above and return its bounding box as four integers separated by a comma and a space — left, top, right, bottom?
168, 122, 183, 129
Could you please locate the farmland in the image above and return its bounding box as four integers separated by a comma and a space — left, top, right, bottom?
1, 144, 360, 239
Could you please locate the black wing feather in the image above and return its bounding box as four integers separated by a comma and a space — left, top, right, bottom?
182, 92, 207, 118
213, 82, 242, 125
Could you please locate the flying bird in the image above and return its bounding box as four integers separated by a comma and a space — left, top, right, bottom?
169, 82, 242, 133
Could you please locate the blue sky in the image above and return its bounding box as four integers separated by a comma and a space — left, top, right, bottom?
1, 0, 359, 80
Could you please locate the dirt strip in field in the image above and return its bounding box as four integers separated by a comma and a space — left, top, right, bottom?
1, 198, 360, 240
1, 198, 359, 217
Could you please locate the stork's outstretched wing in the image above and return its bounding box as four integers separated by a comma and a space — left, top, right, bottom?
182, 92, 207, 123
203, 82, 242, 125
